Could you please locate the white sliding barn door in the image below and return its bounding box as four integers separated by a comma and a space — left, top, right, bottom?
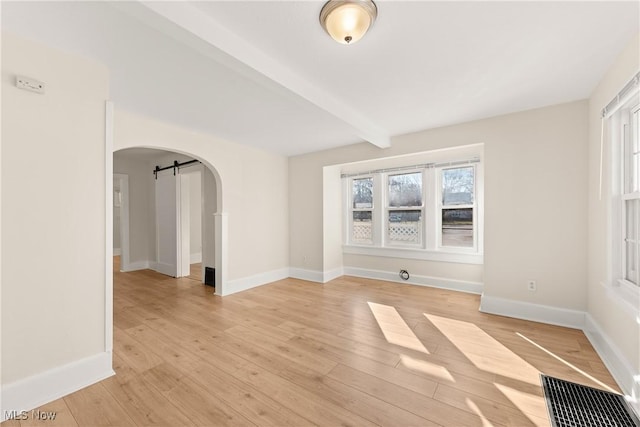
154, 170, 179, 277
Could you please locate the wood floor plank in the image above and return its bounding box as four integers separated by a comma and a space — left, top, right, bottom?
230, 362, 380, 427
283, 323, 401, 367
224, 325, 339, 375
101, 376, 195, 426
139, 363, 189, 393
112, 327, 164, 374
327, 363, 485, 426
126, 323, 199, 358
63, 383, 136, 426
162, 376, 256, 427
280, 367, 439, 427
182, 358, 318, 427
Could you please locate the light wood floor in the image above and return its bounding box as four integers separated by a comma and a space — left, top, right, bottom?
187, 263, 203, 283
3, 257, 620, 426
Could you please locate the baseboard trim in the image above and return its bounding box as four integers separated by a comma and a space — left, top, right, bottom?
0, 351, 114, 422
479, 294, 585, 329
153, 262, 176, 277
190, 252, 202, 264
584, 314, 640, 416
288, 267, 344, 284
323, 267, 344, 283
343, 266, 483, 294
120, 260, 151, 272
223, 268, 290, 296
289, 268, 325, 283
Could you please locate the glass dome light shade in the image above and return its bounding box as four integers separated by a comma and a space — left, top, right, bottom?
320, 0, 377, 45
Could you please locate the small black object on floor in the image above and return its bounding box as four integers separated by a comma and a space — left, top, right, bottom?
541, 374, 639, 427
204, 266, 215, 287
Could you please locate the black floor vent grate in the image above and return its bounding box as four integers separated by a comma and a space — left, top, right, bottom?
541, 374, 640, 427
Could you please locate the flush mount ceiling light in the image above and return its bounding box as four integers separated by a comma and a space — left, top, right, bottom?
320, 0, 377, 45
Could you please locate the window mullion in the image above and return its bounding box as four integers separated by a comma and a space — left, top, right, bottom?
373, 173, 383, 246
436, 167, 443, 250
425, 168, 434, 250
343, 178, 349, 245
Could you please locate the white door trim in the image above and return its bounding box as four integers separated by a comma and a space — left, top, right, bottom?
105, 101, 114, 354
214, 212, 228, 295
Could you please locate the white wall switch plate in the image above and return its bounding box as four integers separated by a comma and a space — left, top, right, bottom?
16, 75, 45, 94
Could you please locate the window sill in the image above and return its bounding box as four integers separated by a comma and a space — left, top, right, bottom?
343, 244, 483, 265
616, 279, 640, 310
602, 279, 640, 317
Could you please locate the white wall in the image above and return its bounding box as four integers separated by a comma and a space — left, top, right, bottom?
113, 109, 290, 295
323, 165, 343, 277
586, 33, 640, 406
113, 154, 155, 267
1, 31, 111, 391
290, 100, 588, 311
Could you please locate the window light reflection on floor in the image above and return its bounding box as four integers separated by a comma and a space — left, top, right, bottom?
425, 313, 540, 385
516, 332, 618, 394
399, 354, 454, 382
493, 383, 547, 425
465, 398, 495, 427
367, 302, 430, 354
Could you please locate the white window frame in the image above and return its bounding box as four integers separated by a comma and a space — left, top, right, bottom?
437, 164, 479, 253
384, 169, 425, 249
347, 175, 376, 246
343, 158, 483, 265
620, 103, 640, 289
609, 94, 640, 309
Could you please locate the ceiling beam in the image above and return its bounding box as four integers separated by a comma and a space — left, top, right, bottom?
136, 0, 391, 149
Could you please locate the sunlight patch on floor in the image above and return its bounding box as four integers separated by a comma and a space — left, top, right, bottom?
465, 398, 495, 427
516, 332, 618, 394
425, 314, 540, 385
368, 302, 430, 353
494, 383, 547, 425
399, 354, 454, 382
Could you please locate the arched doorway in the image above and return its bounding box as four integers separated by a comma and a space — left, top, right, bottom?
112, 147, 224, 293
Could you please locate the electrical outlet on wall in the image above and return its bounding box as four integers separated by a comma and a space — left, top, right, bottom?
527, 280, 537, 292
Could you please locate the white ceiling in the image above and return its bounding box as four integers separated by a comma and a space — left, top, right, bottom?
2, 1, 639, 156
